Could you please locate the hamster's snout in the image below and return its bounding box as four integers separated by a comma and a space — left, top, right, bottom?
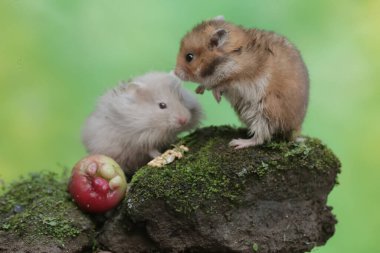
177, 116, 188, 126
174, 68, 187, 81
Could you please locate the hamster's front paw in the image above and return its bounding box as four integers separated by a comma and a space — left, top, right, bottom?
195, 85, 205, 94
212, 85, 227, 103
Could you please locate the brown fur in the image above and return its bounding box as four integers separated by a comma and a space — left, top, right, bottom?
175, 18, 309, 148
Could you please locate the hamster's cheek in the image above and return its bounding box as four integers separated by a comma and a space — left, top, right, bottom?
152, 110, 169, 124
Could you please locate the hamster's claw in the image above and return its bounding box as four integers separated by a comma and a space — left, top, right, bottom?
212, 88, 224, 103
229, 138, 257, 149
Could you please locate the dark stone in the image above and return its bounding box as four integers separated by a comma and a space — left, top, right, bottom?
0, 231, 94, 253
97, 211, 160, 253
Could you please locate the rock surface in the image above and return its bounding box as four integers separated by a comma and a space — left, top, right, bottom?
0, 173, 95, 253
98, 126, 341, 253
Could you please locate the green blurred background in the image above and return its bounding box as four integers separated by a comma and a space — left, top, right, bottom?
0, 0, 379, 252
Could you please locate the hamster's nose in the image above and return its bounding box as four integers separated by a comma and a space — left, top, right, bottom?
177, 117, 188, 126
174, 68, 186, 81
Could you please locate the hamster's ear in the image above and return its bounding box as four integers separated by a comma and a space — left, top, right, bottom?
118, 80, 128, 86
118, 82, 139, 93
210, 28, 228, 48
118, 82, 148, 99
212, 15, 225, 21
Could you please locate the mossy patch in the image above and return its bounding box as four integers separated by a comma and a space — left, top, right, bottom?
0, 172, 95, 247
126, 126, 341, 217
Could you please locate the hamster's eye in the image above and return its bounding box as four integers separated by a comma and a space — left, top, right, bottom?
158, 102, 167, 109
185, 53, 194, 63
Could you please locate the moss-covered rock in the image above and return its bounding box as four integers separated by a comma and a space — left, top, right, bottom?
127, 126, 340, 217
100, 126, 340, 253
0, 172, 95, 253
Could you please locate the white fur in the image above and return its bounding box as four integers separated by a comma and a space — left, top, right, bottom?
82, 72, 203, 177
225, 72, 272, 145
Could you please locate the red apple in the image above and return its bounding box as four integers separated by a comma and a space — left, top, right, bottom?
68, 155, 127, 213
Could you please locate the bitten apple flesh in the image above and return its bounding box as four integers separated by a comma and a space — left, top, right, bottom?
68, 155, 128, 213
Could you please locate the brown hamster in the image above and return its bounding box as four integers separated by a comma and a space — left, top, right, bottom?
175, 16, 309, 149
82, 72, 203, 178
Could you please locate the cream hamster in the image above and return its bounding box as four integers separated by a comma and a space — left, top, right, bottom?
175, 16, 309, 149
82, 72, 203, 178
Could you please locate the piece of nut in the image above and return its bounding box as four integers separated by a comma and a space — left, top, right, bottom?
148, 145, 189, 168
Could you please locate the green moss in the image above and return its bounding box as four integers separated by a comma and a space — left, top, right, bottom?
129, 136, 240, 215
0, 172, 94, 246
263, 137, 340, 173
252, 242, 259, 252
126, 126, 341, 217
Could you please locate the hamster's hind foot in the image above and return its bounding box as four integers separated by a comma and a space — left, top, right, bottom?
229, 137, 260, 149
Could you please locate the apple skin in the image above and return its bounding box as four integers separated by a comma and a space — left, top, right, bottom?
68, 155, 128, 213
